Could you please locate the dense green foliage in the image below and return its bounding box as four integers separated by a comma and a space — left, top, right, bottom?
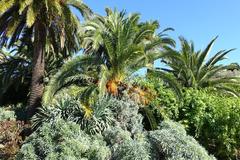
16, 97, 215, 160
0, 108, 16, 121
43, 8, 175, 104
0, 1, 239, 159
148, 120, 216, 160
17, 118, 111, 160
133, 76, 240, 159
143, 82, 240, 159
153, 37, 239, 96
179, 89, 240, 159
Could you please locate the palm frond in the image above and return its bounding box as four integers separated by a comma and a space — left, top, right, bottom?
43, 55, 98, 104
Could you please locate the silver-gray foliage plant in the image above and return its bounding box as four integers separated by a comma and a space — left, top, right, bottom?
18, 96, 216, 160
16, 118, 111, 160
0, 108, 16, 121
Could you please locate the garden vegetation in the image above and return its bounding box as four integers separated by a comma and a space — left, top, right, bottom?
0, 0, 240, 160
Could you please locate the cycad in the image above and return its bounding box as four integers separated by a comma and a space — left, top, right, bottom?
0, 0, 92, 116
154, 37, 239, 96
43, 8, 175, 104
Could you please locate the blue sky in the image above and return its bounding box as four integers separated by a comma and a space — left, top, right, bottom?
79, 0, 240, 64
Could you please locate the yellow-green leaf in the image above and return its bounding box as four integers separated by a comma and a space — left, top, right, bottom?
0, 0, 15, 14
19, 0, 33, 14
26, 4, 36, 27
6, 19, 20, 37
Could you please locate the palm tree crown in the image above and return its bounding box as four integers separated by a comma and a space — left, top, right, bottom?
43, 8, 175, 104
155, 37, 239, 96
0, 0, 92, 116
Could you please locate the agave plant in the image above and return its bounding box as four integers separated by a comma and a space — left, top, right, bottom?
43, 8, 175, 104
153, 37, 239, 96
40, 95, 114, 135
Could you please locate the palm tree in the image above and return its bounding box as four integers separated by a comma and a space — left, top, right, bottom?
153, 37, 239, 96
0, 0, 92, 116
0, 35, 72, 106
0, 45, 30, 105
43, 8, 175, 104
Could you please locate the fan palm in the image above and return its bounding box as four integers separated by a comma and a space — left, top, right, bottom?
0, 0, 92, 116
43, 8, 175, 104
153, 37, 239, 96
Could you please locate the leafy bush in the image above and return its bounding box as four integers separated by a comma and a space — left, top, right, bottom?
0, 108, 16, 121
0, 120, 28, 160
141, 81, 240, 159
148, 120, 216, 160
16, 118, 111, 160
176, 88, 240, 159
22, 96, 215, 160
199, 94, 240, 159
177, 88, 209, 136
104, 127, 151, 160
133, 77, 179, 130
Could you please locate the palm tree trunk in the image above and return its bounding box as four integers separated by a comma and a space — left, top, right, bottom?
27, 21, 46, 117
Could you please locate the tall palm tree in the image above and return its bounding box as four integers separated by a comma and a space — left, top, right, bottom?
0, 35, 72, 105
153, 37, 239, 96
43, 8, 175, 104
0, 0, 92, 116
0, 45, 30, 105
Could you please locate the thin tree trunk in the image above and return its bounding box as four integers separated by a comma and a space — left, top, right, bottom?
27, 21, 46, 118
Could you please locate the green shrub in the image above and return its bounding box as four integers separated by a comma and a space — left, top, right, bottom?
104, 127, 151, 160
177, 88, 209, 136
16, 118, 111, 160
176, 88, 240, 159
0, 108, 16, 121
199, 94, 240, 159
143, 83, 240, 159
33, 96, 143, 135
133, 77, 179, 130
23, 96, 215, 160
148, 120, 216, 160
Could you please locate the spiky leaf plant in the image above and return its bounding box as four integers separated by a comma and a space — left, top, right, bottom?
33, 96, 115, 135
153, 37, 239, 96
43, 8, 175, 104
